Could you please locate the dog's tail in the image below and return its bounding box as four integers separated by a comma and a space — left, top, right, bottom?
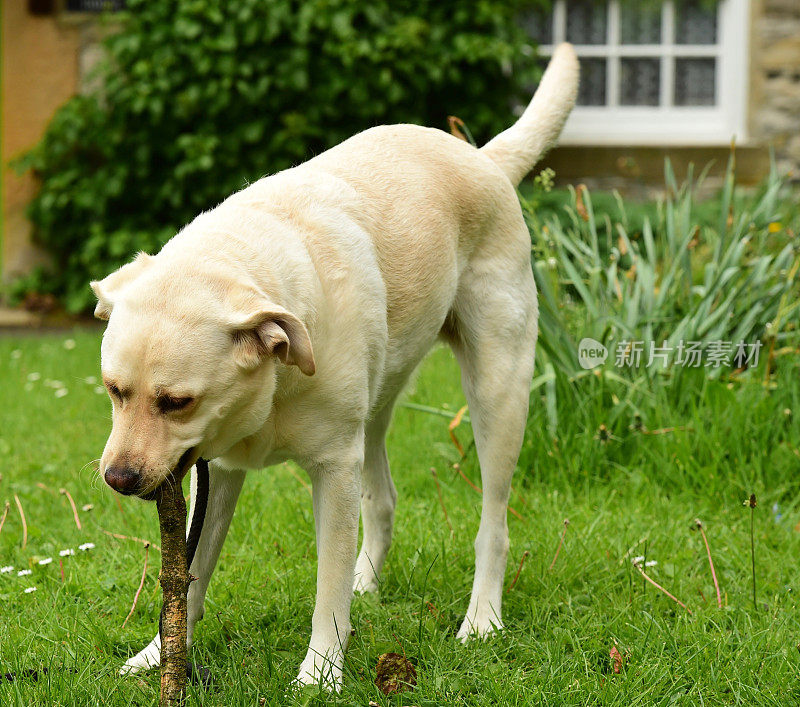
481, 43, 579, 187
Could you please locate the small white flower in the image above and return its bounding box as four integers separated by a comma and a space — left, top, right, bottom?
645, 560, 657, 567
27, 372, 41, 382
84, 376, 98, 385
54, 388, 69, 398
632, 555, 645, 565
1, 566, 14, 574
78, 542, 95, 551
24, 383, 34, 392
47, 379, 64, 389
94, 386, 106, 395
24, 586, 37, 594
38, 558, 53, 566
63, 339, 76, 350
59, 549, 75, 557
547, 257, 558, 269
11, 349, 22, 359
18, 569, 32, 577
81, 504, 94, 512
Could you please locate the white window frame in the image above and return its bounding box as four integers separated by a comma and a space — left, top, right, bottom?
537, 0, 750, 146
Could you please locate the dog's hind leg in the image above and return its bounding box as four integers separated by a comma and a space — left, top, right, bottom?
120, 463, 246, 674
353, 402, 398, 594
448, 259, 537, 641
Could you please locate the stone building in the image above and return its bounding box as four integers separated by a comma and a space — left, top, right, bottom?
2, 0, 799, 283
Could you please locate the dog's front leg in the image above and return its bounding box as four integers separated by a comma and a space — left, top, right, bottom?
295, 448, 361, 692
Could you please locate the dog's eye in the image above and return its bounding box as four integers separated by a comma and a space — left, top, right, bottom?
157, 396, 194, 414
107, 383, 122, 400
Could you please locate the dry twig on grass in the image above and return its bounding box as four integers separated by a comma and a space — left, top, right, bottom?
693, 518, 722, 609
122, 543, 151, 629
632, 557, 692, 615
60, 488, 82, 531
506, 550, 530, 593
548, 519, 570, 571
100, 529, 160, 552
0, 501, 9, 538
14, 495, 27, 549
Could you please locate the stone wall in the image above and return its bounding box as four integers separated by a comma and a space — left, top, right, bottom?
750, 0, 800, 178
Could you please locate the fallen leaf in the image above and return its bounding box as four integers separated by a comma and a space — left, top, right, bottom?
609, 644, 625, 674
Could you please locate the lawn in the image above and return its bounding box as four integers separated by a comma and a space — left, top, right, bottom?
2, 327, 800, 706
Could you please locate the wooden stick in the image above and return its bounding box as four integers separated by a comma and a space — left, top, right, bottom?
157, 475, 191, 706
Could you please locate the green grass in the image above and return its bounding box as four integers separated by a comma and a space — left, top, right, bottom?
2, 329, 800, 705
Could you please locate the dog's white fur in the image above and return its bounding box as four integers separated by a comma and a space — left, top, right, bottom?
95, 45, 578, 690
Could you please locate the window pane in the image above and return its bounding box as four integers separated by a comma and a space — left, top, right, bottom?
577, 58, 607, 106
520, 7, 553, 45
620, 58, 660, 105
674, 0, 717, 45
566, 0, 608, 44
620, 4, 662, 45
674, 58, 716, 105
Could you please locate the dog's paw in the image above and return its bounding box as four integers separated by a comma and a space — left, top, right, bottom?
352, 555, 381, 595
456, 611, 503, 643
293, 650, 344, 693
352, 573, 379, 595
120, 635, 161, 675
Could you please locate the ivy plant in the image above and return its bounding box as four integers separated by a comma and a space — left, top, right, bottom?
15, 0, 547, 312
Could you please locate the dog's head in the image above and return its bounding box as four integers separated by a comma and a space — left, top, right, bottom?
91, 252, 315, 498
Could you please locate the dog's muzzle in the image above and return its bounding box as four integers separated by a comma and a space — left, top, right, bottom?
105, 447, 198, 500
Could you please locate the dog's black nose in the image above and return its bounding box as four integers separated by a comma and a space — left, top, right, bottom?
104, 466, 140, 495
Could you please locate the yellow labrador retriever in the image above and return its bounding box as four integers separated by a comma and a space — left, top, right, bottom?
94, 44, 578, 690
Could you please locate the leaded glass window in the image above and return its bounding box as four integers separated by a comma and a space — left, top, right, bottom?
527, 0, 749, 145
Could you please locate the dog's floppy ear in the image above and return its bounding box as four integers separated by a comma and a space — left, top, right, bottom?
90, 252, 153, 321
231, 304, 316, 375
